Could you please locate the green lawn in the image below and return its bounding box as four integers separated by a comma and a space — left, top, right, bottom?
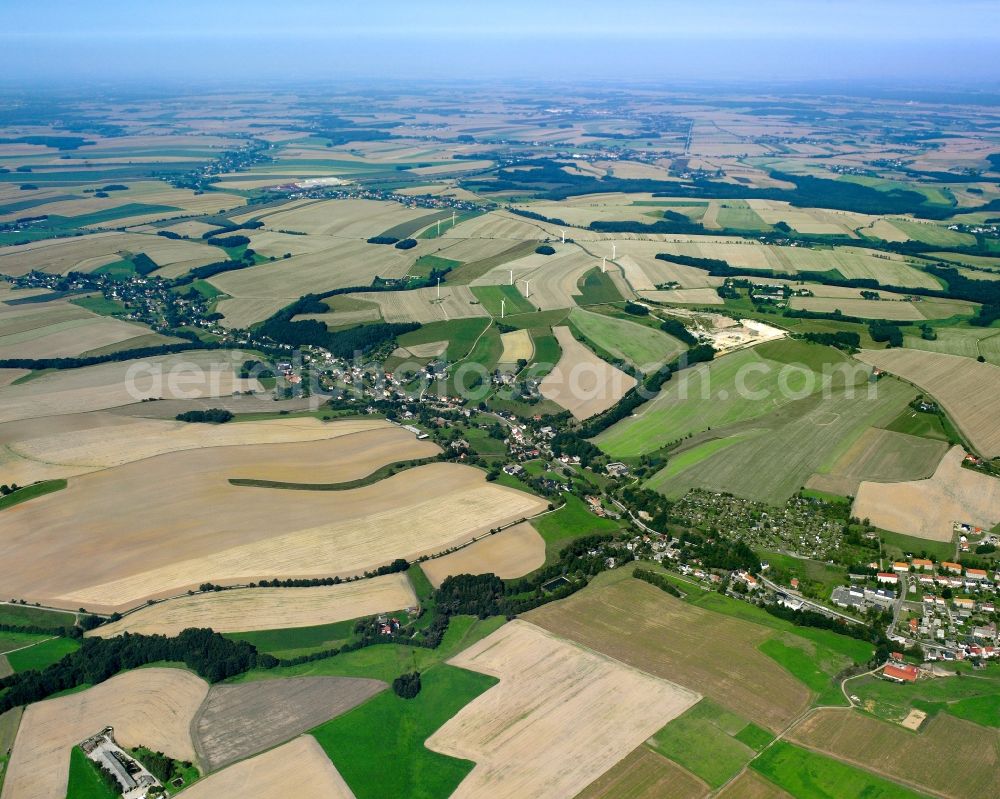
751, 740, 931, 799
715, 200, 771, 232
6, 636, 80, 672
310, 664, 496, 799
645, 699, 759, 788
0, 480, 67, 511
471, 284, 535, 316
531, 495, 621, 562
568, 308, 686, 371
0, 631, 53, 655
66, 746, 118, 799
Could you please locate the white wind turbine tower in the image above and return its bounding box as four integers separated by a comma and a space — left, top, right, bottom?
451, 210, 456, 226
560, 229, 566, 243
612, 242, 617, 259
523, 279, 531, 298
509, 269, 514, 285
437, 277, 441, 299
601, 256, 606, 274
501, 298, 506, 319
436, 219, 441, 236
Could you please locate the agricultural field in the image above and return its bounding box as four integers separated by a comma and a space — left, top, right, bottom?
419, 523, 546, 587
595, 344, 857, 458
574, 747, 709, 799
352, 285, 488, 323
471, 246, 598, 311
1, 668, 207, 799
856, 348, 1000, 456
0, 297, 174, 359
853, 446, 1000, 539
193, 677, 385, 772
789, 709, 998, 799
751, 740, 930, 799
645, 377, 914, 505
0, 458, 546, 611
0, 231, 226, 276
90, 572, 417, 638
426, 620, 699, 799
645, 699, 772, 788
0, 414, 392, 486
539, 326, 637, 419
525, 570, 813, 731
568, 308, 686, 370
787, 295, 976, 320
0, 349, 260, 424
805, 426, 949, 497
179, 736, 355, 799
497, 329, 533, 363
902, 326, 1000, 365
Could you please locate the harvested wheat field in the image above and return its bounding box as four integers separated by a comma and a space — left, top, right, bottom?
852, 446, 1000, 539
0, 414, 392, 485
641, 287, 724, 305
574, 746, 709, 799
426, 620, 699, 799
499, 329, 533, 363
180, 736, 356, 799
856, 349, 1000, 457
216, 296, 294, 329
526, 570, 811, 731
540, 327, 637, 419
806, 426, 948, 497
789, 708, 998, 799
193, 677, 385, 771
91, 573, 417, 638
257, 198, 430, 238
1, 668, 207, 799
0, 350, 259, 424
0, 460, 545, 611
419, 523, 546, 587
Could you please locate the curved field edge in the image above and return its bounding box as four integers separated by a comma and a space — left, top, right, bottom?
228, 455, 440, 491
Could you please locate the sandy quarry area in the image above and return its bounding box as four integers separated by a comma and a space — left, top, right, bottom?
1, 668, 208, 799
0, 416, 400, 485
540, 327, 637, 419
0, 457, 546, 611
179, 736, 356, 799
91, 573, 417, 638
852, 446, 1000, 539
426, 620, 699, 799
419, 523, 546, 587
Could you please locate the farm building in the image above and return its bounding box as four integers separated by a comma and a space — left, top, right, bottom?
882, 663, 919, 683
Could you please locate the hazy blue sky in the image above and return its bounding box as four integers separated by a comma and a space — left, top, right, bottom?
3, 0, 998, 85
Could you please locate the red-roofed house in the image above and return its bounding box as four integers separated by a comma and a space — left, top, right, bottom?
942, 562, 963, 575
877, 572, 898, 584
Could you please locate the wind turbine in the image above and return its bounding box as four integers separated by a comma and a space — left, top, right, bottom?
560, 229, 566, 243
509, 269, 514, 285
523, 279, 531, 298
602, 257, 606, 274
436, 219, 441, 236
612, 243, 617, 259
501, 298, 506, 319
451, 210, 456, 226
437, 277, 441, 299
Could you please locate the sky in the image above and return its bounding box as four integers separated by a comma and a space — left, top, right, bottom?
2, 0, 998, 87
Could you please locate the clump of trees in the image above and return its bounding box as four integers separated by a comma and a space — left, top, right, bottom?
632, 568, 682, 597
534, 244, 556, 255
176, 409, 233, 424
366, 235, 400, 245
0, 628, 274, 712
394, 238, 417, 250
392, 671, 422, 699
